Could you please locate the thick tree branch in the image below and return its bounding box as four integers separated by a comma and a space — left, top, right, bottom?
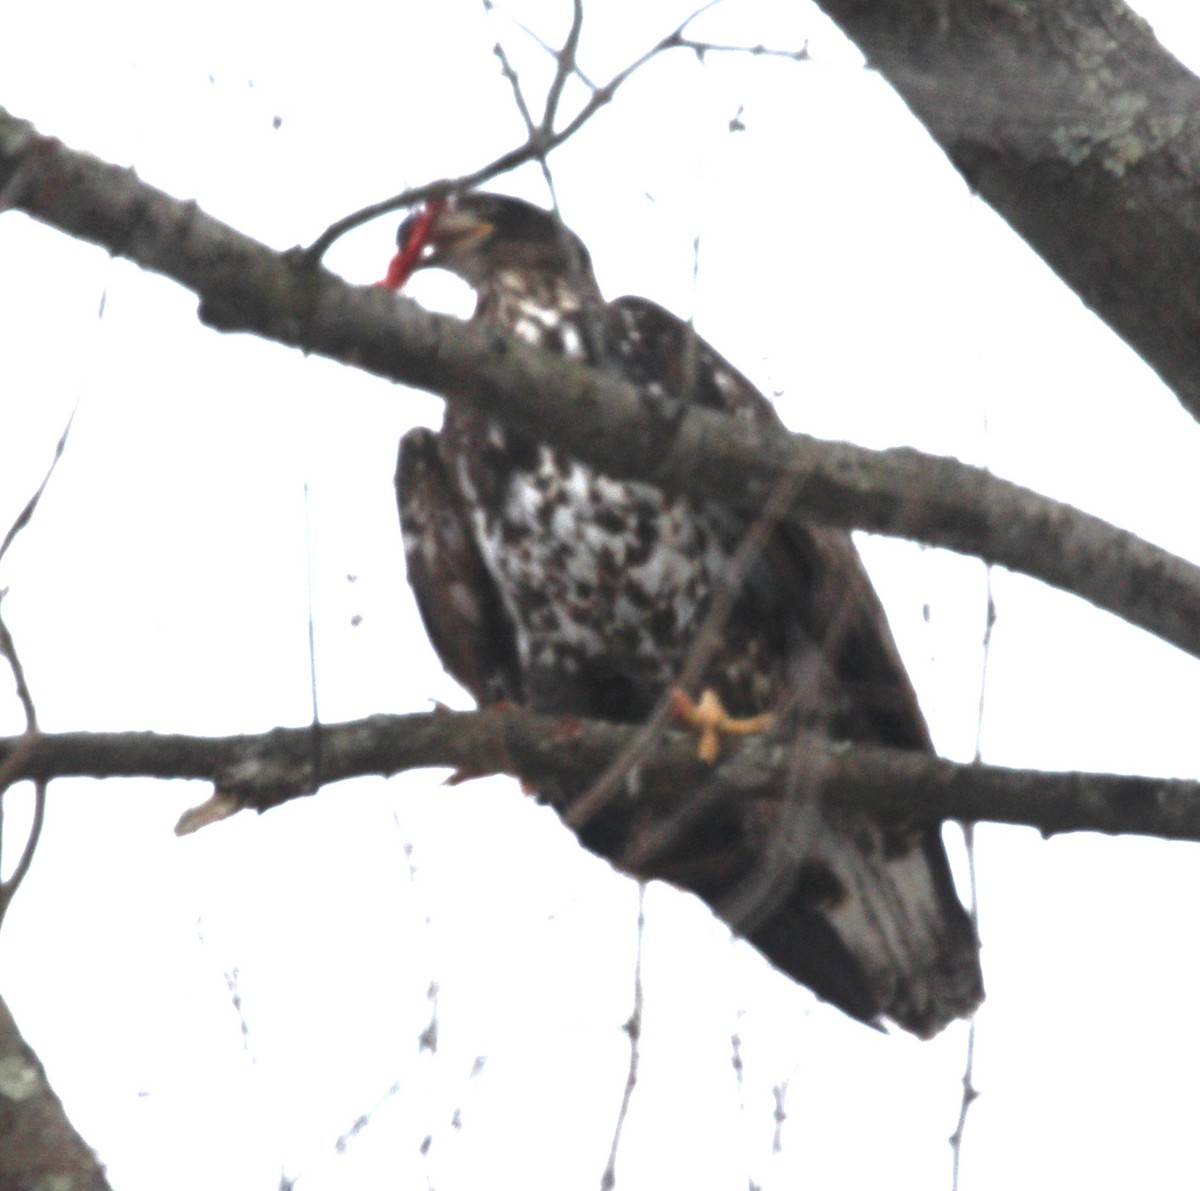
0, 993, 114, 1191
3, 106, 1199, 667
813, 0, 1200, 419
0, 711, 1198, 845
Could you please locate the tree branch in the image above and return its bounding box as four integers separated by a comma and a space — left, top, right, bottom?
813, 0, 1200, 420
0, 993, 114, 1191
2, 106, 1198, 667
0, 710, 1197, 845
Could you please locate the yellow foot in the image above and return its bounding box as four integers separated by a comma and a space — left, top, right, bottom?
668, 688, 773, 764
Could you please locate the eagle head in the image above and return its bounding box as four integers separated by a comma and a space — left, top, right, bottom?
381, 192, 595, 293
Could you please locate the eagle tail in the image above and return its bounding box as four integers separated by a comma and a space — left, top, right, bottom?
746, 824, 983, 1038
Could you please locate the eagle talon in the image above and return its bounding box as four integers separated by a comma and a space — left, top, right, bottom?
669, 687, 773, 764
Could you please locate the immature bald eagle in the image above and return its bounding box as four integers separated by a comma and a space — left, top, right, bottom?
385, 193, 982, 1037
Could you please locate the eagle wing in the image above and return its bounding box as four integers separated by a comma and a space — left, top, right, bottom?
609, 296, 929, 744
607, 297, 982, 1036
396, 427, 523, 707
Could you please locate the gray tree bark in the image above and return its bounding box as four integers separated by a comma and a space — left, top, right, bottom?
814, 0, 1200, 417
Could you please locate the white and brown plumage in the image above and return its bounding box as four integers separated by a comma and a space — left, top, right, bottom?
386, 193, 983, 1037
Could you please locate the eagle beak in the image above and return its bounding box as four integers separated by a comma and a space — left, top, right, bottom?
379, 203, 495, 291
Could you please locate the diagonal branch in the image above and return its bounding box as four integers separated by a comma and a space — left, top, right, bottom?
2, 105, 1197, 668
0, 993, 114, 1191
813, 0, 1200, 421
540, 0, 585, 132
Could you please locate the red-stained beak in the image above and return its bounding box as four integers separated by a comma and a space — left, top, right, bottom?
377, 197, 447, 291
378, 249, 414, 290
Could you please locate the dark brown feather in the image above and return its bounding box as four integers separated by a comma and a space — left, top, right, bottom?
396, 427, 522, 706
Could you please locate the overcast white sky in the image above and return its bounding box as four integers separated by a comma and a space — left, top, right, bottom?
4, 2, 1200, 1189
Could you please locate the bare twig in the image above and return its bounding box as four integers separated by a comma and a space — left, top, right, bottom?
224, 965, 255, 1057
731, 1022, 745, 1100
0, 406, 76, 571
420, 981, 439, 1054
541, 0, 585, 131
491, 3, 598, 90
771, 1081, 788, 1153
334, 1079, 403, 1154
489, 25, 560, 201
302, 480, 324, 796
0, 743, 49, 930
194, 918, 256, 1059
678, 38, 810, 62
0, 737, 44, 926
601, 884, 645, 1191
950, 562, 995, 1189
491, 37, 540, 140
304, 0, 750, 260
0, 610, 36, 736
0, 401, 76, 927
948, 1021, 979, 1189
